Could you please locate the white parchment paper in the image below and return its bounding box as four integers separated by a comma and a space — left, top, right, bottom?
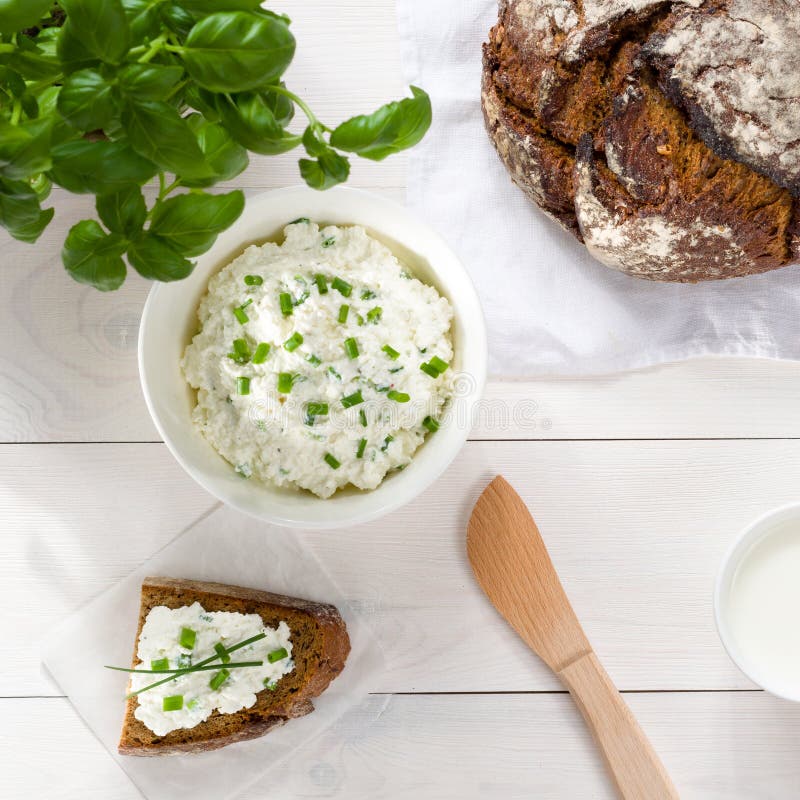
41, 505, 385, 800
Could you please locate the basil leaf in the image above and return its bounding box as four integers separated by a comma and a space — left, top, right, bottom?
263, 84, 294, 128
184, 85, 221, 122
121, 0, 162, 44
150, 189, 244, 256
56, 22, 101, 75
127, 233, 194, 281
330, 86, 432, 161
214, 92, 300, 155
182, 114, 248, 187
299, 150, 350, 191
62, 219, 128, 291
0, 177, 53, 243
121, 99, 209, 179
0, 0, 54, 35
183, 11, 295, 92
96, 185, 146, 236
302, 125, 327, 157
118, 63, 185, 101
49, 139, 158, 194
57, 68, 117, 131
58, 0, 130, 64
0, 117, 52, 180
178, 0, 262, 12
159, 2, 198, 38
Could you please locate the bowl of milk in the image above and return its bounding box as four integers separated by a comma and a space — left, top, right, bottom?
715, 503, 800, 701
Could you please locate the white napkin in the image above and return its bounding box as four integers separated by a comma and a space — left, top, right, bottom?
396, 0, 800, 377
41, 506, 385, 800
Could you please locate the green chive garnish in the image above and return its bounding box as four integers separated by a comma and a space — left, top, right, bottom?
179, 627, 196, 650
306, 354, 322, 367
420, 362, 440, 378
279, 292, 293, 316
277, 373, 295, 394
244, 275, 263, 286
214, 643, 231, 664
359, 408, 367, 427
366, 306, 382, 323
382, 345, 400, 360
306, 402, 329, 417
237, 376, 250, 395
151, 658, 169, 672
323, 453, 340, 470
284, 331, 303, 351
338, 304, 350, 323
233, 306, 249, 325
322, 235, 336, 248
429, 356, 450, 373
209, 669, 230, 690
361, 289, 376, 300
381, 435, 394, 452
387, 389, 410, 403
332, 277, 352, 297
252, 343, 270, 364
290, 217, 310, 224
344, 337, 359, 359
229, 338, 251, 364
268, 647, 289, 663
327, 366, 342, 381
264, 679, 278, 691
356, 314, 365, 326
163, 695, 183, 711
314, 274, 328, 294
341, 390, 364, 408
423, 416, 440, 433
356, 438, 367, 459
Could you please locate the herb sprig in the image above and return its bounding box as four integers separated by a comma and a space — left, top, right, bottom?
0, 1, 432, 291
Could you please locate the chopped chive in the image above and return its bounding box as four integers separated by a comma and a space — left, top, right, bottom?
233, 306, 249, 325
338, 304, 350, 323
306, 402, 329, 416
423, 416, 440, 433
327, 366, 342, 381
359, 408, 367, 427
241, 298, 253, 309
341, 389, 364, 408
244, 274, 263, 286
389, 366, 404, 374
332, 277, 352, 297
420, 362, 440, 378
429, 356, 450, 373
277, 373, 295, 394
290, 217, 310, 224
214, 643, 231, 664
264, 679, 278, 691
209, 669, 230, 691
236, 376, 250, 395
382, 344, 400, 360
283, 331, 303, 351
279, 292, 293, 316
323, 453, 340, 470
306, 354, 322, 367
356, 314, 365, 326
228, 338, 251, 364
162, 695, 183, 711
314, 274, 328, 294
151, 658, 169, 672
381, 435, 394, 452
322, 235, 336, 248
179, 627, 196, 650
343, 337, 359, 360
252, 343, 270, 364
387, 389, 410, 403
356, 438, 367, 459
366, 306, 382, 323
268, 647, 289, 663
361, 289, 376, 300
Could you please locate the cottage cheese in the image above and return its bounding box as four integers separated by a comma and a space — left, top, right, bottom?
131, 602, 294, 736
182, 221, 455, 498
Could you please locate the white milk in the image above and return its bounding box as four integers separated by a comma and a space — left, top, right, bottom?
727, 521, 800, 688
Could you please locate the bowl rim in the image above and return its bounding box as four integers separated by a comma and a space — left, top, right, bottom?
713, 500, 800, 702
138, 185, 488, 529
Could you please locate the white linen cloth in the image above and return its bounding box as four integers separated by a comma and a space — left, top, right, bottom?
396, 0, 800, 377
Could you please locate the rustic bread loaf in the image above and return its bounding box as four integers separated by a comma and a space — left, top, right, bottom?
482, 0, 800, 281
118, 577, 350, 756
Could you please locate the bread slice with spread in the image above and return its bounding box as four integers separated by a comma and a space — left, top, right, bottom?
118, 576, 350, 756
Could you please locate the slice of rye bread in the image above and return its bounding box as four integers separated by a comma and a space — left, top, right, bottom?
118, 577, 350, 756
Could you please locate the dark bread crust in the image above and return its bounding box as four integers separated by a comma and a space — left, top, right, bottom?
118, 577, 350, 756
482, 0, 800, 281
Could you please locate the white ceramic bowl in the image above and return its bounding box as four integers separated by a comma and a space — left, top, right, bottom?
714, 502, 800, 701
139, 186, 487, 529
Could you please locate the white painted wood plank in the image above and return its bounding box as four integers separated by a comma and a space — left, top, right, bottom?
2, 692, 797, 799
5, 440, 798, 696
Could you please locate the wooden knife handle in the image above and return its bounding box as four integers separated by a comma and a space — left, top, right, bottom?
558, 652, 679, 800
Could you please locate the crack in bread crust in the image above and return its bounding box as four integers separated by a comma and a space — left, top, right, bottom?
482, 0, 800, 281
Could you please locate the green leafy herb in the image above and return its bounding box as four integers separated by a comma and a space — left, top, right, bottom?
337, 304, 349, 324
341, 390, 364, 409
251, 342, 270, 364
356, 438, 367, 459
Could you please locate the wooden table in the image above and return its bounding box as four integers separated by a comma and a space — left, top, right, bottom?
3, 2, 800, 797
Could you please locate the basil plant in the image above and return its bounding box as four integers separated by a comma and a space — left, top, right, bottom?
0, 0, 432, 290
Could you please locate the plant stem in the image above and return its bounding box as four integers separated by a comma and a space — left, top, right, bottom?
10, 99, 21, 126
138, 33, 169, 64
267, 84, 324, 130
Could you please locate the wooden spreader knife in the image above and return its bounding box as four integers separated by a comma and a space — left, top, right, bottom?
467, 476, 679, 800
